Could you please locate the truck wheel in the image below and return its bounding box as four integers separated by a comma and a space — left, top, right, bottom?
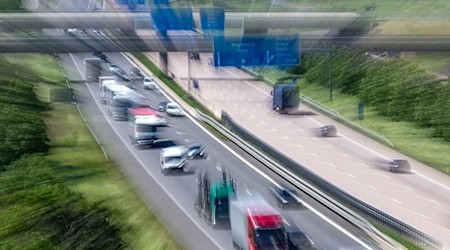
161, 168, 168, 176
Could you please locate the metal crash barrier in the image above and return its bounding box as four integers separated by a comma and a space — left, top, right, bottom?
196, 109, 442, 250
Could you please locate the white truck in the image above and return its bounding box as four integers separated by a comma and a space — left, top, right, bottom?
128, 107, 167, 147
230, 198, 287, 250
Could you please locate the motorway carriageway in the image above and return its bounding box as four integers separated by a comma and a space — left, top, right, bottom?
56, 51, 376, 250
155, 51, 450, 247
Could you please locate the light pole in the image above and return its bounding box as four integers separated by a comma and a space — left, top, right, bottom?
328, 49, 333, 102
187, 51, 191, 94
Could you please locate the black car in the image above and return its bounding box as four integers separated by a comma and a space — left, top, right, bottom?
186, 144, 205, 159
389, 159, 411, 173
285, 224, 315, 250
270, 187, 301, 208
190, 52, 200, 60
158, 101, 169, 112
130, 66, 145, 80
320, 125, 337, 137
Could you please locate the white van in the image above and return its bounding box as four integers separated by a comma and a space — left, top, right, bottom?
160, 146, 188, 174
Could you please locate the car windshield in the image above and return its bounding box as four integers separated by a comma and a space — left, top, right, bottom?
136, 125, 156, 133
164, 156, 183, 165
167, 104, 178, 109
254, 228, 286, 247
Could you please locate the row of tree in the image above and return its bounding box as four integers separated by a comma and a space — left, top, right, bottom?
0, 58, 126, 249
290, 46, 450, 141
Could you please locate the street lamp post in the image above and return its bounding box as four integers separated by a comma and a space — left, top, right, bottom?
328, 50, 333, 102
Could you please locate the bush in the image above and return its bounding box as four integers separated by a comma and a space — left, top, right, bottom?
0, 155, 126, 249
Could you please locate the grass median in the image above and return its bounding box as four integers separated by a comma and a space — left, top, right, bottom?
131, 52, 229, 141
3, 53, 179, 249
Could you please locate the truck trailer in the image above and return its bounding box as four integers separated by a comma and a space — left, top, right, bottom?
195, 170, 236, 227
272, 80, 299, 114
128, 107, 167, 147
230, 198, 287, 250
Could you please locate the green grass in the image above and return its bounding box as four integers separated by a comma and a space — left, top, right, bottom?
132, 52, 216, 117
2, 53, 179, 249
404, 52, 450, 75
254, 67, 450, 175
375, 225, 424, 250
0, 0, 23, 10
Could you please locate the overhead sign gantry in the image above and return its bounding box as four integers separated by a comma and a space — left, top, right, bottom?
212, 35, 300, 67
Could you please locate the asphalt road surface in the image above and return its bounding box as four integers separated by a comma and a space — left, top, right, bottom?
151, 51, 450, 247
57, 51, 377, 249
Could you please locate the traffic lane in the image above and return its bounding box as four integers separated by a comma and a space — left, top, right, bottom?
211, 80, 450, 238
161, 53, 448, 246
65, 53, 231, 249
64, 72, 220, 250
190, 74, 450, 245
167, 52, 256, 80
82, 53, 373, 248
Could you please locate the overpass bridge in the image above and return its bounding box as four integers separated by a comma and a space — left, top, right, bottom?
0, 11, 367, 33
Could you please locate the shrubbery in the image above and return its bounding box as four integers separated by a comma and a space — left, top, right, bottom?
296, 46, 450, 141
0, 57, 126, 249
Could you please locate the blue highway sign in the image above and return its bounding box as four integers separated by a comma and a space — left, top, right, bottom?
200, 8, 225, 35
152, 0, 169, 4
151, 7, 193, 31
212, 35, 300, 67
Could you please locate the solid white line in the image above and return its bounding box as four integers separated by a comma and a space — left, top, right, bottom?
70, 53, 224, 249
124, 53, 372, 250
84, 79, 225, 250
224, 63, 450, 195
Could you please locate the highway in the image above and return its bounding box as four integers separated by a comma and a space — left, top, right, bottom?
58, 51, 377, 249
151, 51, 450, 247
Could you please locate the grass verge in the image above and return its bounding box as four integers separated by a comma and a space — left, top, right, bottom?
131, 53, 217, 118
3, 53, 179, 249
253, 67, 450, 175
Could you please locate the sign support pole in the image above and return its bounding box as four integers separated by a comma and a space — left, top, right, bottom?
188, 51, 191, 95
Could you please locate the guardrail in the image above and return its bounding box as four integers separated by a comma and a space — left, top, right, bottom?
239, 66, 394, 147
196, 109, 442, 250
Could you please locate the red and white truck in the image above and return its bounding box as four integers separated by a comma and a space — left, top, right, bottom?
128, 107, 167, 147
230, 198, 288, 250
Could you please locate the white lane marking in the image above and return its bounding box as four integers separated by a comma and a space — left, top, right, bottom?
124, 53, 372, 250
250, 114, 256, 119
342, 153, 351, 158
184, 138, 192, 143
222, 68, 268, 95
347, 174, 356, 179
283, 219, 291, 227
361, 163, 369, 168
381, 174, 390, 179
216, 165, 222, 172
82, 82, 224, 249
260, 121, 267, 125
298, 128, 305, 132
312, 153, 319, 157
419, 214, 430, 220
242, 109, 247, 113
428, 199, 440, 205
368, 186, 378, 191
326, 145, 334, 149
206, 155, 211, 161
287, 121, 293, 125
176, 131, 185, 135
272, 128, 278, 133
329, 163, 337, 168
283, 136, 290, 140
